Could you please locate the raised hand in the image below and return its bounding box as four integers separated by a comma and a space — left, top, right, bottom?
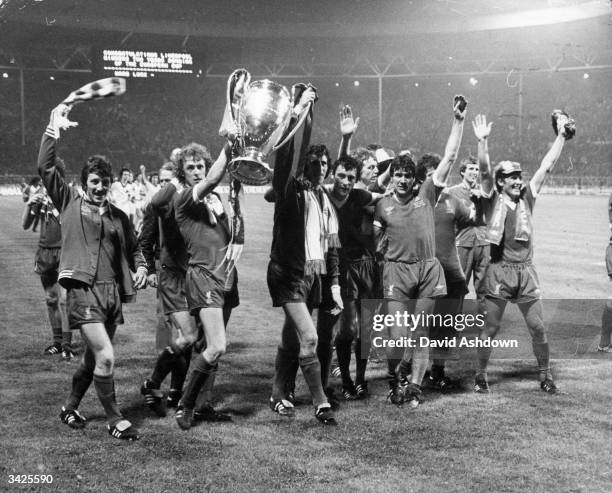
50, 103, 78, 132
472, 114, 492, 141
339, 104, 360, 136
294, 86, 317, 116
453, 95, 468, 121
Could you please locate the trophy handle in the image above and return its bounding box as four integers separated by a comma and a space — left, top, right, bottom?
220, 69, 251, 138
271, 83, 314, 152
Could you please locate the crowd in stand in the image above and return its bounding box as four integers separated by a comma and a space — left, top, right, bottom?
0, 72, 610, 178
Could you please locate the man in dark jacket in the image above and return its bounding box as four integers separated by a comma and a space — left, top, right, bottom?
39, 103, 147, 441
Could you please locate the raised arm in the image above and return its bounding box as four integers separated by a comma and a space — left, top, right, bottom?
38, 104, 78, 212
432, 96, 467, 186
272, 87, 317, 194
193, 142, 232, 201
472, 114, 494, 195
338, 104, 359, 159
530, 117, 569, 194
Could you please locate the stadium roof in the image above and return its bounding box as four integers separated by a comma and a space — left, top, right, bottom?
1, 0, 610, 38
0, 0, 610, 74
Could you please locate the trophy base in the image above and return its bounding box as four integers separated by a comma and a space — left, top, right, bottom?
228, 155, 273, 186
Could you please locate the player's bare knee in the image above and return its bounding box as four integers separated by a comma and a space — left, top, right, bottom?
529, 324, 547, 344
176, 332, 197, 348
299, 336, 318, 357
95, 352, 114, 374
205, 344, 226, 361
45, 291, 59, 307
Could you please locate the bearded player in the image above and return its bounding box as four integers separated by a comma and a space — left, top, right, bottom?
473, 112, 572, 393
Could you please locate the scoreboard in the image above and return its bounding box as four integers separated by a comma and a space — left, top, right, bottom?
98, 49, 197, 78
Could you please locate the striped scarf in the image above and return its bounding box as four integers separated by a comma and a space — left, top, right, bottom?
303, 188, 340, 275
486, 193, 531, 246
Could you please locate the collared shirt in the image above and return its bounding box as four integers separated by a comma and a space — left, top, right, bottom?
374, 177, 443, 263
448, 181, 488, 247
174, 186, 232, 284
434, 190, 472, 282
327, 187, 375, 262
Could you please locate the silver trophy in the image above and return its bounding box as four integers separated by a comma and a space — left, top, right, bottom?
220, 69, 314, 185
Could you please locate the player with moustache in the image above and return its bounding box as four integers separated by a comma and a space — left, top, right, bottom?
448, 157, 490, 316
267, 87, 344, 425
22, 177, 74, 361
373, 97, 467, 408
473, 112, 572, 393
172, 138, 241, 430
40, 104, 148, 440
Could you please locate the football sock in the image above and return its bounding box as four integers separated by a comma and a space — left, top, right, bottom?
335, 340, 353, 388
532, 341, 552, 381
431, 363, 446, 380
317, 338, 333, 390
181, 354, 216, 409
398, 358, 412, 380
316, 310, 338, 390
477, 336, 494, 375
272, 346, 297, 400
286, 351, 300, 395
387, 358, 401, 382
299, 354, 327, 407
170, 344, 192, 392
354, 338, 368, 386
64, 364, 94, 410
195, 364, 218, 408
51, 326, 63, 346
93, 373, 123, 426
61, 331, 73, 348
150, 343, 182, 388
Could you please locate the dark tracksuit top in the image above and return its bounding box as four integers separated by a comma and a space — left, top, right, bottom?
37, 133, 146, 303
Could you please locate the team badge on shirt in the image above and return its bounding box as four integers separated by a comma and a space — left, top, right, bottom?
413, 198, 426, 209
